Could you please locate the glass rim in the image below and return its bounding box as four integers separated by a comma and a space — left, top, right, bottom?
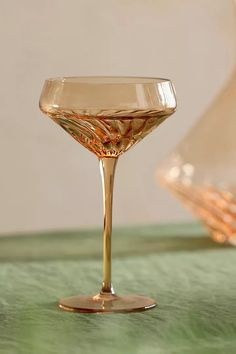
44, 76, 172, 85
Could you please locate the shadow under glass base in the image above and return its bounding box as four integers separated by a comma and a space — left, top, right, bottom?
59, 293, 156, 314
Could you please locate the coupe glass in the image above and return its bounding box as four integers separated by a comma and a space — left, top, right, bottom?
39, 77, 177, 313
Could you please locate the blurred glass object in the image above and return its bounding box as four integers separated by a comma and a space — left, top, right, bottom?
158, 66, 236, 245
158, 0, 236, 246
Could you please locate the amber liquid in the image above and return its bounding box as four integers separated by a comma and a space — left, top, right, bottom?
165, 181, 236, 245
43, 108, 169, 158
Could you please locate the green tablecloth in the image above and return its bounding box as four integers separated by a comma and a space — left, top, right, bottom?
0, 223, 236, 354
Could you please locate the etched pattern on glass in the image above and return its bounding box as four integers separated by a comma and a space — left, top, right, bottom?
45, 109, 169, 157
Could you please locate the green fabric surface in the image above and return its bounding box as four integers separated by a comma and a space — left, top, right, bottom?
0, 223, 236, 354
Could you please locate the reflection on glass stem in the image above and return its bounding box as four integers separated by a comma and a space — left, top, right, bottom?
99, 157, 117, 295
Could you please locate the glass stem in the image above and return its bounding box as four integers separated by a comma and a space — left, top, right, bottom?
99, 157, 118, 295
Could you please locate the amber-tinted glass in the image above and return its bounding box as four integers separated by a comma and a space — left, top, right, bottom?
40, 77, 177, 313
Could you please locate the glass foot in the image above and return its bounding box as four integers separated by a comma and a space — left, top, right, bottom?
59, 293, 156, 314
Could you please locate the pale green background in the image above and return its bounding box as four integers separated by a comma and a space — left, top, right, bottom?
0, 224, 235, 354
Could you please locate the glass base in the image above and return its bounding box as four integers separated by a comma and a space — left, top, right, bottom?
59, 293, 156, 314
